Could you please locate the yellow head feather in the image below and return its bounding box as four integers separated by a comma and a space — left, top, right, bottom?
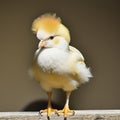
32, 14, 61, 33
32, 13, 70, 43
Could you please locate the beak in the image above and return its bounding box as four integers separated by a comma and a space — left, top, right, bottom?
38, 40, 47, 48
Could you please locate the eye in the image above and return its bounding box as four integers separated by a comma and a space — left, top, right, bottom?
49, 36, 54, 40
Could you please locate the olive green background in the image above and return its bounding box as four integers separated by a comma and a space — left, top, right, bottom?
0, 0, 120, 111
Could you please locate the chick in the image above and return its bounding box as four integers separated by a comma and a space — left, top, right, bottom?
31, 13, 92, 119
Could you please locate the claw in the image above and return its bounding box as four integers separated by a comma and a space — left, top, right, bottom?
56, 106, 75, 118
55, 111, 60, 116
40, 108, 57, 117
70, 110, 75, 116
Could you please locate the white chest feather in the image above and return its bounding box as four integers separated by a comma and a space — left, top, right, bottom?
37, 48, 71, 74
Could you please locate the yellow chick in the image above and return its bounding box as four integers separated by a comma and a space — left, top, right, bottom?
31, 13, 92, 120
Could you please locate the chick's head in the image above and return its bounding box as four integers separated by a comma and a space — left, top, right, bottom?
32, 14, 70, 49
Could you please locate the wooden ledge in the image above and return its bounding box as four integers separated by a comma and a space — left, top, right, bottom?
0, 110, 120, 120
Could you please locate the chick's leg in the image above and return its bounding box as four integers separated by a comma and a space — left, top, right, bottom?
40, 92, 57, 119
56, 91, 75, 119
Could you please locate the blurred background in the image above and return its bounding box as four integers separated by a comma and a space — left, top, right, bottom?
0, 0, 120, 111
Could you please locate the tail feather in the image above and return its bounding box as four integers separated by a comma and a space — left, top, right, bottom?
77, 63, 93, 83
